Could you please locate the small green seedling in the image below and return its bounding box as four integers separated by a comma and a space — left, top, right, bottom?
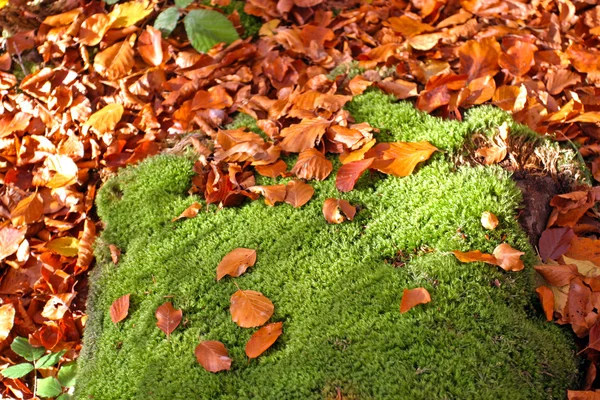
1, 337, 76, 399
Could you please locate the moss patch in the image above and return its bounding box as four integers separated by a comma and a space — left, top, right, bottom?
76, 93, 579, 399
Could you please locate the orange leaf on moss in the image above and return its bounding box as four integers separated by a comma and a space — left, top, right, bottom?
400, 288, 431, 314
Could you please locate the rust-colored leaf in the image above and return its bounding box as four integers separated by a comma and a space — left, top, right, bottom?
291, 149, 332, 181
11, 193, 43, 226
400, 288, 431, 313
79, 13, 114, 46
322, 198, 356, 224
0, 227, 26, 261
172, 202, 202, 221
217, 248, 257, 281
41, 292, 76, 320
498, 39, 537, 77
76, 219, 96, 270
284, 180, 314, 208
245, 321, 283, 359
536, 286, 554, 321
539, 227, 575, 262
279, 118, 330, 153
534, 263, 579, 287
492, 243, 524, 272
0, 112, 31, 138
255, 160, 287, 178
565, 237, 600, 266
195, 340, 232, 373
249, 185, 287, 207
110, 294, 131, 324
156, 302, 183, 339
481, 211, 499, 230
94, 39, 135, 80
0, 303, 16, 342
335, 158, 374, 192
348, 75, 373, 96
452, 250, 498, 265
83, 104, 124, 135
230, 290, 274, 328
475, 145, 507, 165
366, 141, 437, 177
458, 37, 500, 81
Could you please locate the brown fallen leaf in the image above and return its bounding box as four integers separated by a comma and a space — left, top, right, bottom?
452, 250, 498, 265
535, 286, 555, 321
11, 193, 43, 226
217, 248, 257, 281
400, 288, 431, 313
322, 198, 356, 224
76, 219, 96, 271
284, 180, 314, 208
83, 104, 124, 135
110, 294, 131, 324
248, 185, 287, 207
195, 340, 232, 373
475, 145, 507, 165
366, 141, 437, 177
245, 321, 283, 359
481, 211, 499, 230
492, 243, 524, 272
534, 263, 579, 287
109, 244, 121, 265
230, 290, 274, 328
336, 158, 374, 192
156, 302, 183, 339
291, 149, 332, 181
0, 226, 26, 261
41, 293, 76, 320
172, 202, 202, 221
0, 303, 16, 342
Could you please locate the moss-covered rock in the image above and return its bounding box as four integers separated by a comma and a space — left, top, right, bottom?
76, 93, 579, 399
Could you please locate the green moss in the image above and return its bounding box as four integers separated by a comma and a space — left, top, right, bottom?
77, 95, 580, 399
202, 0, 262, 38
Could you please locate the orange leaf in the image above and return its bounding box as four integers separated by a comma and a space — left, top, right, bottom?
536, 286, 554, 321
255, 160, 287, 178
0, 112, 31, 138
565, 44, 600, 74
498, 39, 537, 77
386, 15, 434, 36
83, 104, 124, 135
78, 13, 114, 46
534, 263, 579, 287
284, 180, 314, 208
400, 288, 431, 313
93, 39, 135, 80
0, 226, 26, 262
172, 202, 202, 221
492, 84, 527, 112
0, 303, 15, 342
475, 145, 507, 165
43, 154, 78, 188
335, 158, 374, 192
348, 75, 373, 96
291, 149, 332, 181
566, 237, 600, 267
41, 292, 76, 320
458, 37, 500, 82
366, 141, 437, 177
138, 25, 163, 66
452, 250, 498, 265
279, 118, 330, 153
195, 340, 232, 373
480, 211, 499, 230
109, 244, 121, 265
155, 302, 183, 339
245, 321, 283, 359
248, 185, 287, 207
110, 294, 130, 324
492, 243, 524, 272
567, 390, 600, 400
230, 290, 274, 328
216, 248, 257, 281
76, 219, 96, 270
11, 193, 43, 226
339, 139, 376, 164
322, 198, 356, 224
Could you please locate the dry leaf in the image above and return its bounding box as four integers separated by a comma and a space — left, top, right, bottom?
172, 202, 202, 221
336, 158, 374, 192
79, 13, 114, 46
46, 236, 79, 257
41, 293, 76, 320
216, 248, 257, 281
248, 185, 287, 207
155, 302, 183, 339
11, 193, 43, 226
366, 141, 437, 177
245, 321, 283, 358
291, 149, 332, 181
0, 303, 16, 342
94, 40, 135, 80
452, 250, 498, 265
44, 155, 78, 188
76, 219, 96, 270
195, 340, 232, 373
534, 263, 579, 287
109, 0, 153, 29
400, 288, 431, 313
481, 211, 499, 230
536, 286, 554, 321
279, 118, 330, 153
230, 290, 274, 328
492, 243, 524, 272
255, 160, 287, 178
0, 227, 26, 261
539, 227, 575, 262
284, 180, 314, 208
83, 104, 124, 135
322, 198, 356, 224
110, 294, 131, 324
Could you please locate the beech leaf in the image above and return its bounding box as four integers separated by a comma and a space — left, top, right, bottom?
248, 185, 287, 207
284, 180, 314, 208
108, 0, 153, 29
539, 227, 575, 262
216, 248, 257, 281
76, 219, 96, 270
195, 340, 232, 373
44, 154, 78, 188
83, 104, 124, 135
46, 236, 79, 257
336, 158, 374, 192
11, 193, 43, 226
230, 290, 274, 328
400, 288, 431, 313
534, 263, 579, 287
0, 303, 15, 342
154, 7, 180, 37
172, 202, 202, 221
452, 250, 498, 265
155, 302, 183, 339
492, 244, 525, 272
93, 40, 135, 80
535, 286, 555, 321
481, 211, 499, 230
110, 294, 131, 324
366, 141, 437, 177
322, 198, 356, 224
245, 322, 283, 359
291, 149, 333, 181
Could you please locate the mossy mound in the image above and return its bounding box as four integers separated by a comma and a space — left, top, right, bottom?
76, 92, 579, 399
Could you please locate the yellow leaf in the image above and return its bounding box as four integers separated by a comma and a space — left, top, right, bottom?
44, 155, 78, 188
563, 256, 600, 278
93, 40, 135, 80
0, 303, 15, 342
259, 19, 280, 37
0, 0, 9, 9
47, 236, 80, 257
109, 0, 153, 29
84, 104, 124, 135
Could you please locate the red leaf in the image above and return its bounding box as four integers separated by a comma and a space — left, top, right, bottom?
245, 322, 283, 358
322, 198, 356, 224
195, 340, 232, 373
291, 149, 333, 181
539, 227, 575, 262
284, 180, 314, 208
155, 302, 183, 339
216, 248, 257, 281
110, 294, 130, 324
535, 286, 554, 321
336, 158, 374, 192
230, 290, 274, 328
400, 288, 431, 313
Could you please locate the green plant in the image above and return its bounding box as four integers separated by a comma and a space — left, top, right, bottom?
1, 337, 76, 399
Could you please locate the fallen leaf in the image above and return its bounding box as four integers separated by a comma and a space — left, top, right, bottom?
195, 340, 232, 373
46, 237, 79, 257
492, 243, 524, 272
481, 211, 499, 230
458, 37, 500, 82
366, 141, 437, 177
110, 294, 130, 324
0, 112, 31, 138
565, 237, 600, 266
172, 202, 202, 221
245, 322, 283, 358
109, 0, 153, 29
452, 250, 498, 265
475, 145, 507, 165
41, 293, 76, 320
255, 160, 287, 178
155, 302, 183, 339
0, 303, 15, 342
400, 288, 431, 313
336, 158, 374, 192
535, 263, 579, 287
563, 256, 600, 278
109, 244, 121, 265
216, 248, 257, 281
248, 185, 287, 207
322, 198, 356, 224
348, 75, 373, 96
291, 149, 332, 181
539, 227, 575, 262
94, 40, 135, 80
284, 180, 314, 208
77, 219, 96, 270
339, 139, 377, 164
79, 13, 114, 46
44, 155, 78, 188
536, 286, 554, 321
11, 193, 43, 226
230, 290, 274, 328
567, 390, 600, 400
279, 118, 330, 153
83, 104, 124, 135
